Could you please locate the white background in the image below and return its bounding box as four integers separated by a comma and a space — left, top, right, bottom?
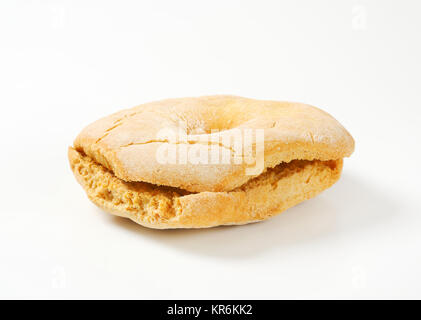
1, 0, 420, 299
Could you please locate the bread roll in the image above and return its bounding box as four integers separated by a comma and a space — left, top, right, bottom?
69, 95, 354, 229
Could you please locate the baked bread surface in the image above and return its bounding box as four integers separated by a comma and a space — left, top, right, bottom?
74, 95, 354, 192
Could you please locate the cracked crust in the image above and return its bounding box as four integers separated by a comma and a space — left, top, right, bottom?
69, 147, 343, 229
73, 95, 354, 192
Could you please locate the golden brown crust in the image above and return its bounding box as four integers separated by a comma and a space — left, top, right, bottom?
74, 95, 354, 192
69, 147, 343, 229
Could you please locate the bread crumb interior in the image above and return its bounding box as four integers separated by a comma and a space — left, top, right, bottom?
69, 148, 338, 225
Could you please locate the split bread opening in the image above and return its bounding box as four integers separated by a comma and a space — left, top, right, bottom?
69, 147, 343, 229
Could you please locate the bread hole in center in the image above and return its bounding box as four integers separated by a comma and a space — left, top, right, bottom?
184, 118, 240, 135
